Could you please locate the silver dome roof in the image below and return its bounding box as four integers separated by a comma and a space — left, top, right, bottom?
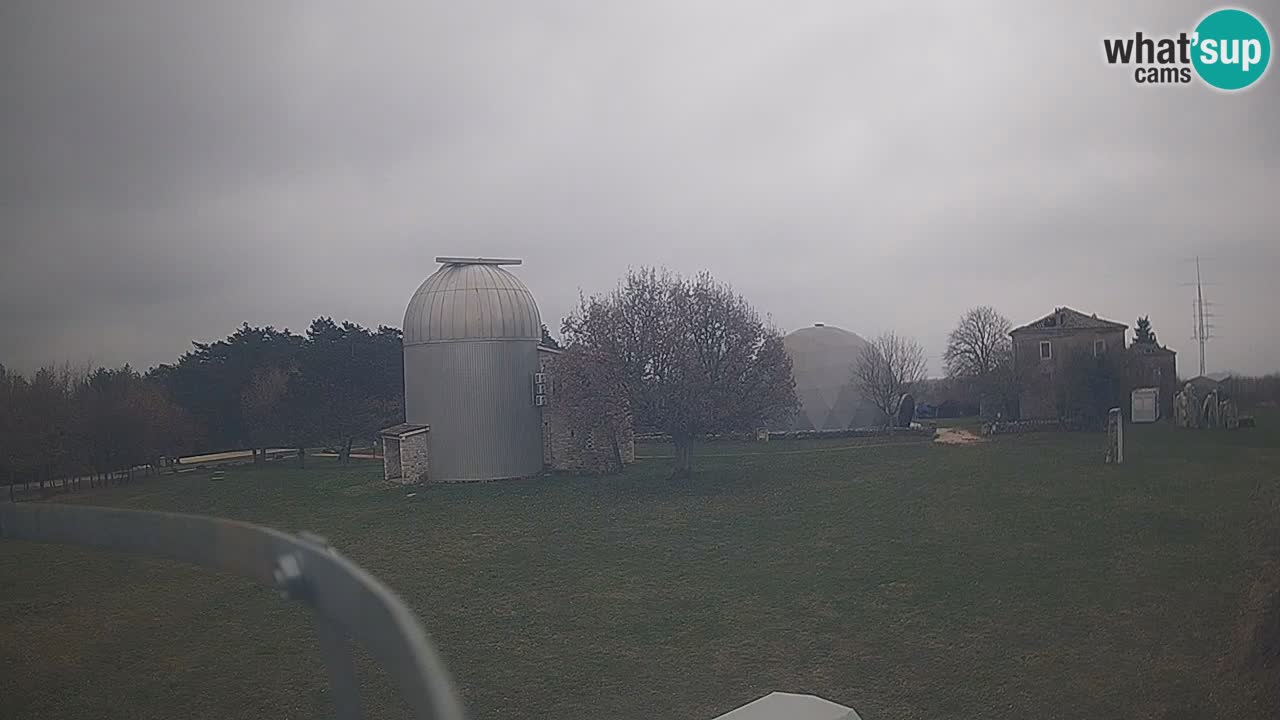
783, 324, 883, 430
403, 259, 541, 345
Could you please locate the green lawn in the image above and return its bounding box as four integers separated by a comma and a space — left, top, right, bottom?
3, 417, 1279, 720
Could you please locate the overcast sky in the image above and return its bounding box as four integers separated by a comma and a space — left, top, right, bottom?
2, 1, 1277, 377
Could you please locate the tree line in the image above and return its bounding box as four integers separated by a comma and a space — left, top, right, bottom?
152, 318, 404, 463
0, 363, 202, 491
2, 264, 802, 486
0, 317, 405, 488
8, 271, 1270, 488
852, 305, 1141, 427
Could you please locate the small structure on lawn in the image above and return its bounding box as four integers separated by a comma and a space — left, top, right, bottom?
379, 423, 430, 485
1131, 387, 1160, 423
894, 393, 915, 428
1127, 342, 1178, 419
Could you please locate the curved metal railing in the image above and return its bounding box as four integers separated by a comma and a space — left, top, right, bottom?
0, 502, 468, 720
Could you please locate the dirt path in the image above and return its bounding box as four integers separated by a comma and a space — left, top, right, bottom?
934, 427, 986, 445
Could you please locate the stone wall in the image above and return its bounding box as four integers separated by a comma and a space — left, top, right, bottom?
539, 348, 636, 474
545, 406, 635, 473
1013, 327, 1126, 420
400, 432, 430, 483
981, 419, 1063, 436
383, 437, 402, 480
383, 432, 429, 484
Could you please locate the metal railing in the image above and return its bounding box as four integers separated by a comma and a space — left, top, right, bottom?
0, 502, 468, 720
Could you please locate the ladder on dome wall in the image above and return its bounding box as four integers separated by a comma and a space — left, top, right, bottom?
0, 503, 467, 720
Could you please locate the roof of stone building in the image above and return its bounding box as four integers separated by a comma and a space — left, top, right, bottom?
1011, 307, 1128, 334
1129, 342, 1176, 356
1185, 375, 1221, 389
379, 423, 430, 438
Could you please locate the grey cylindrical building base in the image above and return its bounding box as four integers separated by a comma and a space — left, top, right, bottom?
404, 340, 542, 482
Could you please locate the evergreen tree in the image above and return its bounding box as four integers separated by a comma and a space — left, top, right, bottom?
540, 323, 562, 350
1134, 316, 1157, 344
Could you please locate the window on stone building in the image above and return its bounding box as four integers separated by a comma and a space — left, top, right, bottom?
1093, 339, 1105, 357
1039, 340, 1052, 360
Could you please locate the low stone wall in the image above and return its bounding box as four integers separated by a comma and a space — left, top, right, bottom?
981, 419, 1063, 436
401, 433, 430, 483
635, 427, 936, 444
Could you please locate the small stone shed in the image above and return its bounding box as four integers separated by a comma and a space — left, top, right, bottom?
379, 423, 430, 485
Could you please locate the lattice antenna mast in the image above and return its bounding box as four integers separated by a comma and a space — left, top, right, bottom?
1189, 256, 1216, 377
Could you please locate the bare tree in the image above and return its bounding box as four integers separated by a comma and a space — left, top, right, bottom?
943, 306, 1019, 417
943, 306, 1012, 379
853, 332, 928, 425
562, 267, 798, 479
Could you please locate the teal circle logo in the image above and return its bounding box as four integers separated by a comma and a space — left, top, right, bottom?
1192, 8, 1271, 90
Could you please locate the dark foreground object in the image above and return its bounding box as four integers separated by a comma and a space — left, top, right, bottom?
0, 502, 466, 720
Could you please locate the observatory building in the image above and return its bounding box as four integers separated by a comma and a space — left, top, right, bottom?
400, 257, 544, 482
783, 323, 884, 430
383, 257, 634, 484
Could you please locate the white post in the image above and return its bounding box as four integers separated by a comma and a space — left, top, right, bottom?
1106, 407, 1123, 465
1116, 409, 1123, 464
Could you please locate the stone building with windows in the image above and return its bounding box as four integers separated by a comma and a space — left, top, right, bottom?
1011, 306, 1178, 421
1011, 307, 1128, 420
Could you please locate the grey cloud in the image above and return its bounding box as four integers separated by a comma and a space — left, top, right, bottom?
2, 1, 1277, 375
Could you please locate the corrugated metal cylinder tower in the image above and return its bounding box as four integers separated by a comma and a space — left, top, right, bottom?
402, 257, 543, 482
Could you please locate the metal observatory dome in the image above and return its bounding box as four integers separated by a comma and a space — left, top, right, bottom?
783, 323, 885, 430
402, 257, 543, 482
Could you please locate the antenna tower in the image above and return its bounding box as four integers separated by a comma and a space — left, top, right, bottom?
1190, 256, 1215, 377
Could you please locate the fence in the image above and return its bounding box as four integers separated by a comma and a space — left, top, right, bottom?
4, 448, 303, 502
634, 427, 936, 444
6, 466, 156, 502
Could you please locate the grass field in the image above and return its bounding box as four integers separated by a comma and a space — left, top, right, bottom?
3, 417, 1279, 720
